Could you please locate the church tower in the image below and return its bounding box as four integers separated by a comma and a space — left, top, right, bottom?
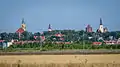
48, 24, 52, 32
21, 18, 26, 31
99, 18, 104, 33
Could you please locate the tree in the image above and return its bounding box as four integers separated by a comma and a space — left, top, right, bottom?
102, 32, 110, 40
21, 31, 32, 40
0, 32, 8, 40
116, 31, 120, 39
110, 31, 117, 39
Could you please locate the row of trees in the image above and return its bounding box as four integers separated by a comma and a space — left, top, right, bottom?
0, 30, 120, 42
4, 43, 120, 52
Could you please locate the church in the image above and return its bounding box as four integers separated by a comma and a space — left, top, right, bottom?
16, 18, 26, 34
97, 18, 108, 33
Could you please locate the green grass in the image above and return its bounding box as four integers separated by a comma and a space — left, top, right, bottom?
0, 43, 120, 52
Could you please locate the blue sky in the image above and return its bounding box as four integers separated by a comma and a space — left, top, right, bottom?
0, 0, 120, 33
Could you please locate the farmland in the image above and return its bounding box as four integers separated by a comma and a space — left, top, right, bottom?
0, 54, 120, 67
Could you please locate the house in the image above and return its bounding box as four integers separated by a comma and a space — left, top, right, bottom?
104, 39, 120, 45
7, 42, 13, 47
104, 40, 116, 45
92, 42, 102, 45
55, 33, 64, 37
0, 40, 13, 48
0, 40, 7, 48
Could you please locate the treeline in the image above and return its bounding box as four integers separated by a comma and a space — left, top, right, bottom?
2, 43, 120, 52
0, 30, 120, 42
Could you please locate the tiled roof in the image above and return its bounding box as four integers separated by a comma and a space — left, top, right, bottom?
92, 42, 102, 45
55, 34, 63, 37
0, 40, 5, 42
16, 28, 25, 34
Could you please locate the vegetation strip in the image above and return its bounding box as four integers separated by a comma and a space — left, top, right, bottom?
1, 50, 120, 55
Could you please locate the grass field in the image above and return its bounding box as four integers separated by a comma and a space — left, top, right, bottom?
0, 54, 120, 67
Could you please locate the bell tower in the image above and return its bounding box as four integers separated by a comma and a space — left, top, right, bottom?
21, 18, 26, 31
48, 24, 52, 32
99, 18, 104, 33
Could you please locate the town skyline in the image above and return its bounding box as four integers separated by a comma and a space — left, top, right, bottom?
0, 18, 118, 33
0, 0, 120, 33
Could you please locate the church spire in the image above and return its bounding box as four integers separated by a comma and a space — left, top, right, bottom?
21, 18, 26, 31
98, 18, 104, 33
48, 24, 51, 29
100, 18, 102, 25
48, 24, 52, 32
22, 18, 25, 24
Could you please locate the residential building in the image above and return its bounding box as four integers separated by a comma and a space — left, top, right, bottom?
0, 40, 13, 48
92, 42, 102, 45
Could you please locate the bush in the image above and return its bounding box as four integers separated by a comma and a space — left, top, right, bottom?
4, 43, 120, 52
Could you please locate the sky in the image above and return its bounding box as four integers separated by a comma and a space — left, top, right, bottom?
0, 0, 120, 33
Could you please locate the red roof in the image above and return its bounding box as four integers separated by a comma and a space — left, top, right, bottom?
34, 36, 38, 39
0, 40, 5, 42
92, 42, 102, 45
16, 28, 25, 34
55, 34, 63, 37
60, 38, 64, 40
41, 36, 45, 40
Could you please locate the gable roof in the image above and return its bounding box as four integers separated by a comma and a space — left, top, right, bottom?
16, 28, 25, 34
0, 40, 5, 42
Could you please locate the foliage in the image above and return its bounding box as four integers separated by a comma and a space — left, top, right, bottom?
1, 43, 119, 52
1, 30, 120, 42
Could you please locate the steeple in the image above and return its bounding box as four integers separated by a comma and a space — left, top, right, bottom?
22, 18, 25, 24
21, 18, 26, 31
100, 18, 102, 25
16, 18, 26, 34
48, 24, 51, 29
48, 24, 52, 32
99, 18, 104, 33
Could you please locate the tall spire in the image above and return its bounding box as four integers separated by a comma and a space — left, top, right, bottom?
99, 18, 104, 33
48, 24, 52, 32
48, 24, 51, 29
21, 18, 26, 31
100, 18, 102, 25
22, 18, 25, 24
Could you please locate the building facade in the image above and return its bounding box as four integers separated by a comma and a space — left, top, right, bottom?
99, 18, 104, 33
86, 24, 92, 32
16, 18, 26, 34
48, 24, 52, 32
97, 18, 108, 33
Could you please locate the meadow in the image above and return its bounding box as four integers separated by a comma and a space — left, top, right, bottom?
0, 54, 120, 67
